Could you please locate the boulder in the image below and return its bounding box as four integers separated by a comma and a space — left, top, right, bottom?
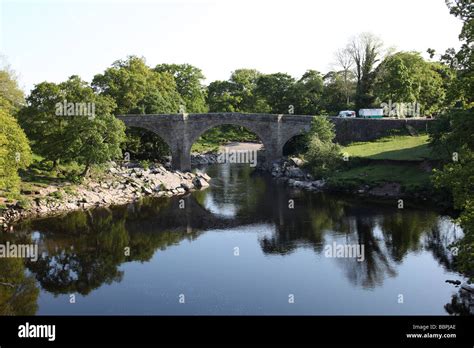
193, 177, 210, 189
181, 182, 193, 191
286, 167, 305, 179
289, 157, 305, 167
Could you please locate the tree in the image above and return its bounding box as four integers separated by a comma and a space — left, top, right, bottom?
207, 69, 271, 113
291, 70, 325, 115
346, 33, 384, 111
255, 73, 295, 113
0, 68, 31, 195
207, 80, 242, 112
0, 67, 24, 114
322, 70, 356, 114
19, 76, 125, 175
92, 56, 183, 114
154, 63, 208, 113
430, 109, 474, 279
441, 0, 474, 107
0, 109, 32, 196
374, 52, 450, 115
304, 117, 342, 178
334, 48, 355, 105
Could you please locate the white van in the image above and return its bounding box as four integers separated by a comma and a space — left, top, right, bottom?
358, 109, 384, 118
338, 110, 356, 118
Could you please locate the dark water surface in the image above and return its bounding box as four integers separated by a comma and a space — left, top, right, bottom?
3, 164, 466, 315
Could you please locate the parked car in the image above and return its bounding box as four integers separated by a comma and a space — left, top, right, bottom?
358, 108, 384, 118
338, 110, 356, 118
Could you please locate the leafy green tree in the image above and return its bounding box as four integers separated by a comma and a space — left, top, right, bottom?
19, 76, 125, 175
0, 68, 24, 114
92, 56, 183, 114
207, 80, 242, 112
322, 70, 356, 114
291, 70, 325, 115
154, 63, 208, 113
430, 107, 474, 279
207, 69, 269, 113
304, 116, 342, 178
255, 72, 295, 113
19, 82, 65, 166
0, 109, 32, 196
427, 0, 474, 278
441, 0, 474, 107
374, 52, 450, 115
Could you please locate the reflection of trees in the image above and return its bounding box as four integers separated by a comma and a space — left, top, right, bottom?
19, 204, 202, 296
26, 211, 128, 295
259, 192, 348, 255
425, 220, 462, 273
445, 288, 473, 316
336, 216, 396, 289
381, 211, 438, 262
0, 235, 39, 315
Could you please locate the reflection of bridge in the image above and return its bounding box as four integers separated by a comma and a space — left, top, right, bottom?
116, 113, 433, 171
125, 193, 273, 233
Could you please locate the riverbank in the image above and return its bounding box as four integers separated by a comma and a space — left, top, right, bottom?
0, 162, 211, 226
267, 133, 448, 204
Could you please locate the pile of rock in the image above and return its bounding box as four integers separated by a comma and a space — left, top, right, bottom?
271, 157, 326, 192
0, 162, 211, 224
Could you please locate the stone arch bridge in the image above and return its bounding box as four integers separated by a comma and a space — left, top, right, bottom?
116, 113, 432, 171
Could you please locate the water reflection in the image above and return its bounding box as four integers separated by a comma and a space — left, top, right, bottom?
2, 164, 466, 315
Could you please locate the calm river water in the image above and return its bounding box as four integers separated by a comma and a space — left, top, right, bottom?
3, 164, 467, 315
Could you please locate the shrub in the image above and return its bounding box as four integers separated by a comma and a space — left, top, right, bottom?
304, 117, 342, 178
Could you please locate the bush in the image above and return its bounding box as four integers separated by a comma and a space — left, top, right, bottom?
304, 116, 342, 178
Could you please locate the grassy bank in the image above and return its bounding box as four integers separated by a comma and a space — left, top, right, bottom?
342, 134, 439, 161
326, 134, 438, 197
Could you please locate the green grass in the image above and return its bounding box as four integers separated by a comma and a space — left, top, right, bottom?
19, 155, 85, 186
342, 135, 438, 161
329, 163, 431, 189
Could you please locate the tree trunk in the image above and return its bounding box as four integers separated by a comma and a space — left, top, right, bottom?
81, 163, 91, 177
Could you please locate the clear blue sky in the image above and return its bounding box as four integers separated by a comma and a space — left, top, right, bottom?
0, 0, 463, 93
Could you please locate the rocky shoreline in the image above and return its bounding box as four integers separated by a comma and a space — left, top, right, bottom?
0, 162, 211, 227
269, 157, 326, 191
268, 157, 431, 200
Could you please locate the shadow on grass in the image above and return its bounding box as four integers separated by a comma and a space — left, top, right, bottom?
362, 144, 440, 161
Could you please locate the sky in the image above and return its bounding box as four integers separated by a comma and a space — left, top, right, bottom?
0, 0, 464, 93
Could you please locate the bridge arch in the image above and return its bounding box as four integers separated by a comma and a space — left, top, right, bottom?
187, 123, 268, 161
124, 126, 171, 161
117, 113, 314, 171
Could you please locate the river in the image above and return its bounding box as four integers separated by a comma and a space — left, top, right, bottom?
2, 163, 466, 315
